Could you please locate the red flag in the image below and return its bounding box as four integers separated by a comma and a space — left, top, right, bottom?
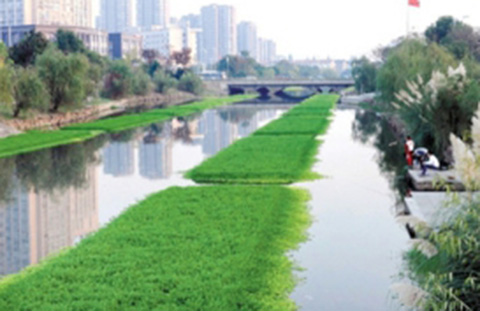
409, 0, 420, 7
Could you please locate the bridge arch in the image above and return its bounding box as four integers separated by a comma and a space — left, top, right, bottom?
228, 80, 354, 100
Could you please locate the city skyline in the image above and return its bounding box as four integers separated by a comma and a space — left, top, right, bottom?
167, 0, 480, 59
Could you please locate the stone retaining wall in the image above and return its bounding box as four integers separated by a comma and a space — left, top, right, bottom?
3, 92, 196, 132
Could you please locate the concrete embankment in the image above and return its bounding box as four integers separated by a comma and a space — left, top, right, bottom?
1, 91, 196, 134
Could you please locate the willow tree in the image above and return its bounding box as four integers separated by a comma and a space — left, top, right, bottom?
36, 47, 89, 112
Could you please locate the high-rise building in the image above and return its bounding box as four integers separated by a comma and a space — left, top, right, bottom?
179, 14, 202, 63
200, 4, 236, 64
182, 27, 200, 64
99, 0, 135, 33
217, 5, 236, 61
237, 21, 258, 60
258, 38, 277, 65
137, 0, 170, 29
142, 26, 183, 58
179, 14, 201, 29
0, 0, 93, 28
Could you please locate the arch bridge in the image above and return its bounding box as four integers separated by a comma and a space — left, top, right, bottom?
228, 80, 354, 101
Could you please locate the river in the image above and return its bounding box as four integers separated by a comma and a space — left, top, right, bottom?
0, 104, 286, 278
0, 104, 412, 310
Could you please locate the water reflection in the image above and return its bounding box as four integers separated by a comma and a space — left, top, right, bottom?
352, 110, 409, 198
0, 165, 98, 276
0, 105, 285, 278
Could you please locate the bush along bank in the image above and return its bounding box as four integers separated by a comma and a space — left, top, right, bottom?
0, 186, 310, 311
0, 95, 253, 159
186, 94, 338, 184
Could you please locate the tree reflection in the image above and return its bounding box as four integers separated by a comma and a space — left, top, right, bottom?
352, 110, 409, 197
0, 158, 16, 203
219, 107, 258, 123
7, 135, 108, 195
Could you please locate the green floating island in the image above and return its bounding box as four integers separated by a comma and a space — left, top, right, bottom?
0, 130, 102, 159
186, 94, 338, 184
0, 186, 309, 311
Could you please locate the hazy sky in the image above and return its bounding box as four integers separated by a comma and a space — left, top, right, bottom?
170, 0, 480, 59
94, 0, 480, 59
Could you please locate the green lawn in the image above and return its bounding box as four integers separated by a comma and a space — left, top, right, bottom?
0, 130, 101, 159
0, 186, 309, 311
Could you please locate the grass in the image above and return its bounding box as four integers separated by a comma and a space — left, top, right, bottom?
186, 94, 338, 184
0, 95, 253, 159
0, 130, 101, 159
0, 186, 310, 311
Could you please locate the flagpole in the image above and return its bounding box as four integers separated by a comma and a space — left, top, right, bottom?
406, 3, 410, 37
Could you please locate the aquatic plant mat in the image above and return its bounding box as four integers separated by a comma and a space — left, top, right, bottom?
64, 95, 254, 132
0, 186, 310, 311
0, 130, 101, 159
0, 95, 252, 159
187, 94, 338, 184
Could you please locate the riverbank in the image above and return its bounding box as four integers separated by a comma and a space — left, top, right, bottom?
0, 91, 197, 134
0, 95, 253, 159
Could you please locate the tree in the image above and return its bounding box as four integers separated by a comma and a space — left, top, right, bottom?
0, 43, 14, 106
425, 16, 458, 44
153, 70, 177, 93
8, 31, 49, 66
36, 47, 89, 112
171, 48, 192, 67
56, 29, 86, 54
352, 57, 377, 93
177, 71, 203, 95
392, 63, 480, 158
142, 49, 161, 64
217, 54, 258, 78
273, 60, 300, 79
12, 67, 50, 117
377, 39, 457, 106
102, 60, 134, 99
132, 69, 153, 96
426, 17, 480, 62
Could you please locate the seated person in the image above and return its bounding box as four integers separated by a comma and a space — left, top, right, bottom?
421, 152, 440, 176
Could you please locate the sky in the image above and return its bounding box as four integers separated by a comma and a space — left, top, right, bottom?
171, 0, 480, 60
94, 0, 480, 60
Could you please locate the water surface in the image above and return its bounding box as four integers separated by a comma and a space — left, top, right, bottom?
291, 109, 410, 311
0, 104, 286, 278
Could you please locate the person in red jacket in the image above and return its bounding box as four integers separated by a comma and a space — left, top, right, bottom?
404, 136, 415, 166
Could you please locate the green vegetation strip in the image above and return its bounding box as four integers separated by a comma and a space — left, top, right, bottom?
0, 130, 101, 159
187, 94, 338, 184
64, 95, 254, 132
254, 116, 331, 136
0, 186, 309, 311
187, 135, 321, 184
0, 95, 253, 159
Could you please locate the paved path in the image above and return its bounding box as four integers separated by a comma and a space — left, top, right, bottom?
408, 169, 464, 191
